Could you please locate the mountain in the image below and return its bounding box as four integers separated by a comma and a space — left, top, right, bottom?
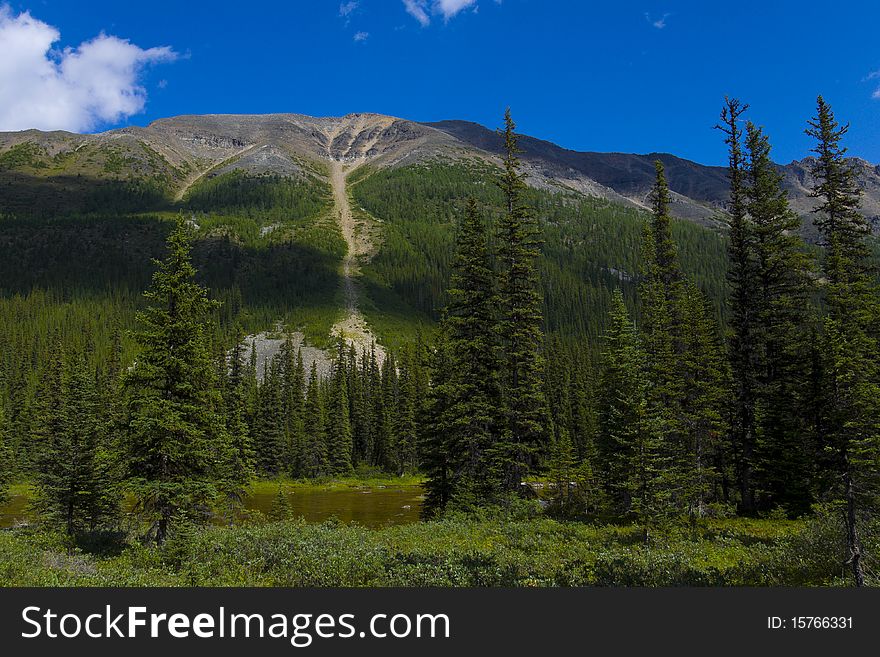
425, 119, 880, 235
0, 111, 874, 354
3, 112, 879, 236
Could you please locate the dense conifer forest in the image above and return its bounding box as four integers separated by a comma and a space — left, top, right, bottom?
1, 99, 879, 587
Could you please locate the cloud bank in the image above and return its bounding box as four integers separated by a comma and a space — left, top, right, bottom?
0, 5, 177, 132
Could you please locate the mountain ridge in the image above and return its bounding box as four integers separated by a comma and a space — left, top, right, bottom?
3, 111, 880, 236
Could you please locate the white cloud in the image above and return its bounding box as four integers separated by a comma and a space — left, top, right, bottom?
402, 0, 479, 26
436, 0, 478, 20
645, 12, 671, 29
339, 1, 360, 17
403, 0, 431, 26
0, 5, 177, 132
353, 31, 369, 42
867, 70, 880, 99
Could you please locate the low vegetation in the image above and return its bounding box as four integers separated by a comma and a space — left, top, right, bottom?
0, 506, 857, 587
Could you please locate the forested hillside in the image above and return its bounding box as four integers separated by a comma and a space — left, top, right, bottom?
351, 159, 729, 340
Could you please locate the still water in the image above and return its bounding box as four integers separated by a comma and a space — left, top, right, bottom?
0, 485, 424, 529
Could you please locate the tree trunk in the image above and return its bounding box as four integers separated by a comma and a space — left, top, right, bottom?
845, 471, 865, 587
157, 506, 170, 546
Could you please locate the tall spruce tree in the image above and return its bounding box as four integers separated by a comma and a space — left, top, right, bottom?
35, 350, 117, 537
352, 346, 374, 466
716, 96, 759, 513
424, 197, 504, 509
254, 359, 286, 475
597, 290, 666, 519
639, 161, 688, 509
0, 404, 11, 505
123, 218, 232, 545
495, 108, 547, 492
678, 284, 729, 517
327, 338, 354, 475
373, 352, 397, 470
421, 325, 456, 516
302, 362, 328, 477
279, 336, 304, 472
29, 333, 65, 473
393, 347, 419, 474
222, 328, 254, 512
806, 96, 880, 586
744, 121, 815, 513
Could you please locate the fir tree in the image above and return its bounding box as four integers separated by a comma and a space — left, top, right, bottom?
254, 359, 286, 475
598, 290, 664, 517
494, 109, 547, 492
35, 350, 117, 537
806, 96, 880, 586
716, 96, 759, 513
302, 362, 328, 477
678, 284, 729, 517
351, 346, 373, 467
639, 161, 688, 509
424, 197, 504, 509
745, 121, 815, 513
28, 333, 65, 472
421, 325, 456, 516
0, 404, 11, 505
269, 486, 293, 521
327, 338, 354, 475
279, 335, 303, 471
546, 428, 577, 513
393, 346, 419, 474
123, 218, 232, 545
373, 352, 397, 470
222, 327, 254, 513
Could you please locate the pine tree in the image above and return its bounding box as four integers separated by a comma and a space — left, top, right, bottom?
279, 335, 303, 472
598, 290, 666, 519
35, 350, 117, 537
678, 284, 729, 517
639, 161, 689, 509
806, 96, 880, 586
222, 327, 254, 513
269, 486, 293, 521
289, 349, 306, 475
716, 96, 759, 513
394, 346, 419, 474
569, 343, 598, 465
327, 339, 354, 475
423, 197, 504, 509
546, 427, 577, 513
123, 218, 232, 545
28, 333, 65, 473
351, 346, 372, 467
745, 121, 815, 513
302, 362, 328, 477
373, 352, 397, 470
421, 326, 456, 516
0, 404, 11, 505
495, 109, 548, 492
254, 359, 286, 475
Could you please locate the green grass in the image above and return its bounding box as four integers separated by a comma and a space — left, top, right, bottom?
247, 473, 426, 496
0, 507, 857, 587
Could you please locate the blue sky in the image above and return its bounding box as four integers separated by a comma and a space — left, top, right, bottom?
1, 0, 879, 165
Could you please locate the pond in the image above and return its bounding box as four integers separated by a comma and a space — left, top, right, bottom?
0, 484, 424, 529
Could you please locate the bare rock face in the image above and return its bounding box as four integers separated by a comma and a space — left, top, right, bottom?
241, 331, 334, 382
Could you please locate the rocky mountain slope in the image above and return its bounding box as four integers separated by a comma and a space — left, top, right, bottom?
2, 112, 879, 235
426, 120, 880, 235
